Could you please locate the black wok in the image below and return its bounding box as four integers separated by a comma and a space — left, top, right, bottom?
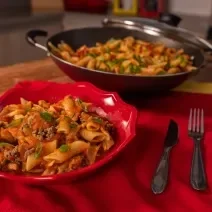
26, 17, 207, 94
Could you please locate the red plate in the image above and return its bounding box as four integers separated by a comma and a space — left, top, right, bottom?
0, 81, 138, 184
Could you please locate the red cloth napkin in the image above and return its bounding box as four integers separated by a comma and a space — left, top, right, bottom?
2, 92, 212, 212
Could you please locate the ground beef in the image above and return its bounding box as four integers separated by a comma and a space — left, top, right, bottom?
0, 121, 8, 128
104, 121, 116, 136
23, 147, 35, 161
32, 126, 56, 141
4, 146, 21, 163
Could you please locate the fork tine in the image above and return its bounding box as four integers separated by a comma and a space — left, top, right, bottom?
192, 108, 196, 132
196, 108, 200, 133
188, 108, 192, 131
201, 109, 204, 134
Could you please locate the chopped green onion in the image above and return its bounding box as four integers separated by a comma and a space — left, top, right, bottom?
119, 65, 125, 74
34, 142, 42, 159
0, 142, 15, 148
133, 55, 144, 65
96, 56, 104, 61
70, 123, 78, 129
106, 61, 115, 70
8, 118, 23, 127
105, 47, 110, 53
113, 58, 125, 64
129, 64, 140, 74
87, 53, 97, 58
92, 117, 103, 124
40, 112, 54, 122
59, 144, 70, 152
157, 70, 166, 75
76, 98, 83, 104
76, 98, 88, 112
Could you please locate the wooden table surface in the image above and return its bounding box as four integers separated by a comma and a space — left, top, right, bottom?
0, 56, 212, 95
0, 58, 72, 94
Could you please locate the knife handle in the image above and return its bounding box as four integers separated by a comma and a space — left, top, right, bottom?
151, 148, 170, 194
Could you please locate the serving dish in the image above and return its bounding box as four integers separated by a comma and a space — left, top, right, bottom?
0, 81, 137, 184
25, 17, 209, 94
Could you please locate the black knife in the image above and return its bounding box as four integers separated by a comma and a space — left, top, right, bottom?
151, 119, 179, 194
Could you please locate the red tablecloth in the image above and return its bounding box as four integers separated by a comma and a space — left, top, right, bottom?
2, 92, 212, 212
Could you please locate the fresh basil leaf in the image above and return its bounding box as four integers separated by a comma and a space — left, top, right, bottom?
40, 112, 53, 122
59, 144, 70, 152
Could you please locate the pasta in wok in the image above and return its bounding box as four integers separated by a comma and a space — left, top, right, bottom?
0, 95, 115, 176
48, 36, 197, 76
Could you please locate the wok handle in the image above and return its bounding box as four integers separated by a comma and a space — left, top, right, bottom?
26, 30, 48, 52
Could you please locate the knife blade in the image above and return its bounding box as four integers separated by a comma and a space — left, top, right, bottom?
164, 119, 179, 148
151, 119, 179, 194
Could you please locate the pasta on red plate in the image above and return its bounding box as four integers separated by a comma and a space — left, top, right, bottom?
0, 95, 115, 176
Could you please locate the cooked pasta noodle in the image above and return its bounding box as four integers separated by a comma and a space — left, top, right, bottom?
48, 37, 197, 76
0, 95, 115, 176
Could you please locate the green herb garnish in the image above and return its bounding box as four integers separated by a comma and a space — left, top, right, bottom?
76, 98, 83, 104
76, 98, 88, 112
106, 61, 115, 70
70, 123, 78, 129
92, 117, 103, 124
8, 118, 23, 127
0, 142, 15, 148
133, 55, 144, 65
87, 53, 97, 58
115, 43, 121, 50
157, 70, 166, 75
34, 142, 42, 159
64, 116, 71, 122
96, 56, 104, 61
113, 58, 125, 64
26, 108, 31, 113
165, 62, 170, 69
119, 65, 125, 74
59, 144, 70, 152
105, 47, 110, 53
40, 112, 54, 122
179, 55, 188, 67
129, 64, 141, 74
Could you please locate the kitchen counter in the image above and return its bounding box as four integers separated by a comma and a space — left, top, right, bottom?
0, 57, 212, 95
